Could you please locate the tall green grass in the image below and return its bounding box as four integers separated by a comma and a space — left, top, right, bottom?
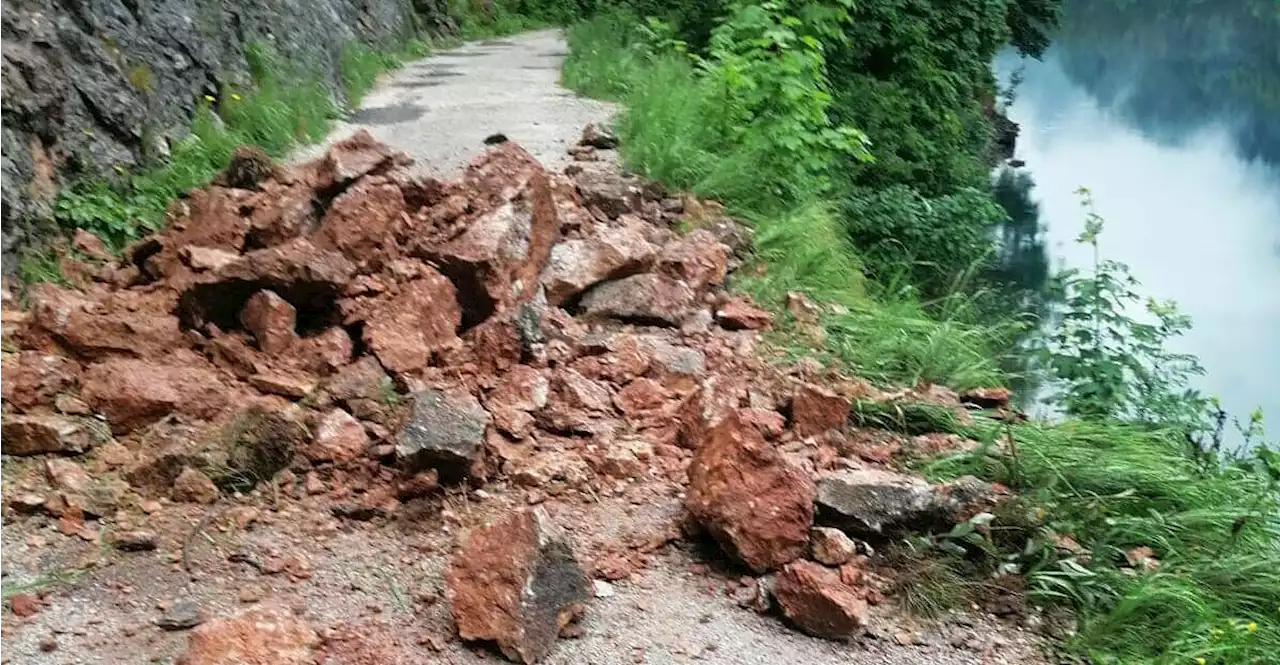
927, 419, 1280, 664
562, 12, 1007, 389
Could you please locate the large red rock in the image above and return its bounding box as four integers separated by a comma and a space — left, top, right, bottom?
26, 284, 185, 360
773, 560, 869, 639
791, 384, 850, 438
416, 162, 559, 325
239, 290, 297, 355
80, 355, 232, 433
1, 414, 110, 455
290, 327, 353, 375
571, 164, 642, 219
1, 352, 79, 411
143, 186, 254, 280
313, 177, 405, 263
177, 603, 318, 665
578, 273, 697, 327
685, 410, 815, 573
485, 366, 550, 439
361, 271, 461, 374
244, 181, 315, 248
656, 230, 729, 291
447, 507, 590, 664
539, 222, 656, 305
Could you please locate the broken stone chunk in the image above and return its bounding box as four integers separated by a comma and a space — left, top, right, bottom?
685, 410, 815, 573
447, 507, 590, 664
1, 415, 110, 456
539, 223, 656, 306
578, 273, 696, 327
790, 384, 850, 438
395, 389, 490, 479
239, 290, 297, 355
179, 603, 318, 665
814, 468, 938, 536
773, 560, 868, 639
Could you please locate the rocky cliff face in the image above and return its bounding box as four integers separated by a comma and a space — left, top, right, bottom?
0, 0, 454, 271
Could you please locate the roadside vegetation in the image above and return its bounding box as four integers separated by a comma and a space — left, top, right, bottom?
548, 2, 1279, 664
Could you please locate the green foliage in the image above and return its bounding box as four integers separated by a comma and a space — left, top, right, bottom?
1040, 189, 1207, 429
694, 0, 871, 198
341, 42, 403, 106
926, 417, 1280, 665
16, 250, 67, 286
843, 185, 1009, 299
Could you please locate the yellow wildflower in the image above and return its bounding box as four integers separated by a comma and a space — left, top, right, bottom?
203, 95, 216, 103
230, 93, 242, 101
1195, 658, 1206, 665
1246, 621, 1257, 633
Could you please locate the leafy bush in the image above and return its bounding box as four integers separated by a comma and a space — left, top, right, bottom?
1039, 189, 1208, 430
842, 185, 1009, 299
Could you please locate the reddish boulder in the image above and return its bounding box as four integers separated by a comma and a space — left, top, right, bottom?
462, 313, 524, 375
239, 290, 297, 355
716, 297, 773, 330
554, 369, 613, 413
417, 171, 558, 324
959, 386, 1012, 410
447, 507, 590, 664
1, 414, 110, 455
790, 384, 850, 438
685, 410, 815, 573
485, 366, 550, 439
244, 181, 315, 248
324, 356, 391, 405
144, 186, 253, 280
72, 230, 112, 261
578, 273, 696, 327
572, 164, 641, 219
773, 560, 868, 639
27, 284, 184, 360
178, 603, 318, 665
814, 468, 938, 536
181, 246, 240, 272
81, 355, 231, 434
809, 527, 858, 566
1, 352, 79, 411
291, 327, 353, 375
656, 230, 729, 291
362, 271, 462, 374
8, 593, 41, 617
539, 222, 657, 305
247, 366, 317, 399
313, 178, 404, 263
613, 378, 668, 417
306, 408, 368, 463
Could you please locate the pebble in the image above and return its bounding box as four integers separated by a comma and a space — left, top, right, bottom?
38, 635, 57, 652
593, 580, 616, 598
155, 598, 204, 631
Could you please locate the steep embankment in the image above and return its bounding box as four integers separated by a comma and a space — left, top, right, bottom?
0, 0, 454, 268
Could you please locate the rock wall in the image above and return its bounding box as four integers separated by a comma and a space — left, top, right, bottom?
0, 0, 455, 272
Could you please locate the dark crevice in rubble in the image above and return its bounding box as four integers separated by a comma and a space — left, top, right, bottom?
432, 261, 496, 330
344, 321, 369, 357
177, 278, 342, 337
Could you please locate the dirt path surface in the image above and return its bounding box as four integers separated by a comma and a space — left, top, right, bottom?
293, 29, 615, 178
0, 30, 1049, 665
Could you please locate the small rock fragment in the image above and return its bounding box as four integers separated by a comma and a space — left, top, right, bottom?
809, 527, 858, 566
157, 598, 205, 631
395, 389, 490, 479
773, 560, 868, 640
179, 603, 318, 664
172, 467, 220, 505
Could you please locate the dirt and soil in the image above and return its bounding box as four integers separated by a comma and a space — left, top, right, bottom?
1, 32, 1048, 665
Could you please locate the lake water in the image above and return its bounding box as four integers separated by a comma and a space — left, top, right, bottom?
1004, 52, 1280, 437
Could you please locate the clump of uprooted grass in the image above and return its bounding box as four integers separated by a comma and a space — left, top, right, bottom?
562, 11, 1008, 391
926, 418, 1280, 664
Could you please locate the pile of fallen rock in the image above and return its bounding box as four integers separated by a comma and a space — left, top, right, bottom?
1, 127, 1010, 664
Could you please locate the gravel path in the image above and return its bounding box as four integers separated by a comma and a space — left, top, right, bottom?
292, 29, 615, 177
